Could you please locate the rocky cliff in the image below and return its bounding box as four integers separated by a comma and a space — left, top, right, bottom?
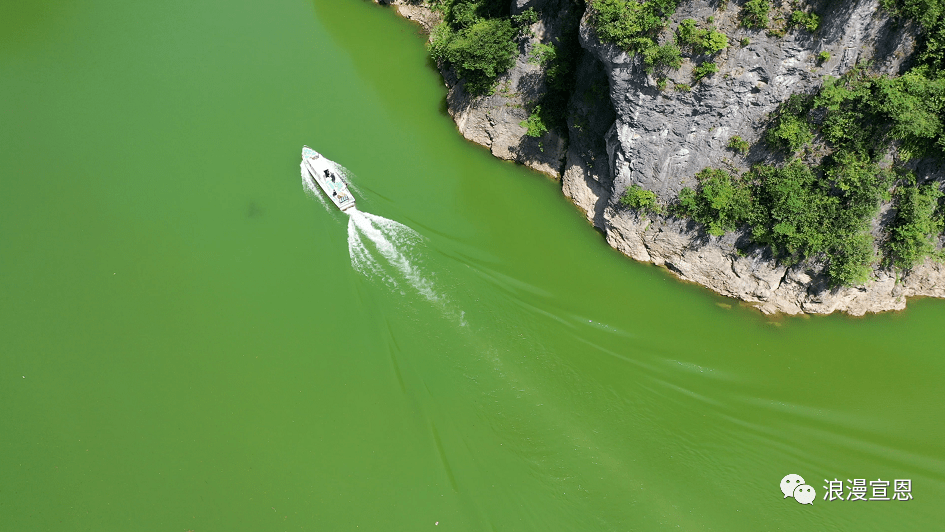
379, 0, 945, 315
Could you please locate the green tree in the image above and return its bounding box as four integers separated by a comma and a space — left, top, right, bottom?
766, 114, 814, 152
886, 183, 945, 269
520, 106, 549, 137
430, 18, 518, 95
677, 168, 752, 236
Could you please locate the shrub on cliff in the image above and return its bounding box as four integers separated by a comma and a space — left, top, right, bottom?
693, 60, 719, 82
590, 0, 682, 53
886, 182, 945, 269
642, 43, 683, 75
677, 168, 752, 236
521, 106, 549, 137
790, 10, 821, 32
430, 18, 518, 95
620, 185, 663, 214
727, 135, 750, 155
740, 0, 770, 29
766, 114, 814, 152
675, 18, 728, 55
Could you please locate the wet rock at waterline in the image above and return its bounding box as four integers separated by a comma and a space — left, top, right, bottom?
376, 0, 945, 315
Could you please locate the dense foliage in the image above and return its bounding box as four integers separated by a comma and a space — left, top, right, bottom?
887, 182, 944, 269
590, 0, 682, 53
765, 103, 814, 152
882, 0, 945, 72
740, 0, 770, 29
677, 169, 752, 236
429, 0, 519, 95
677, 53, 945, 286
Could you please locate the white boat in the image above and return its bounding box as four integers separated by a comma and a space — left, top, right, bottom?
301, 146, 356, 212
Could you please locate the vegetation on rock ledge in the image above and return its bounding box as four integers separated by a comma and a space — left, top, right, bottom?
678, 53, 945, 286
620, 184, 663, 214
429, 0, 522, 95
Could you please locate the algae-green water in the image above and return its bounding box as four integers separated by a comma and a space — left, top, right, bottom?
2, 1, 943, 530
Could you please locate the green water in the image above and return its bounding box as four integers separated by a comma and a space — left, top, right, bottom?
2, 1, 943, 530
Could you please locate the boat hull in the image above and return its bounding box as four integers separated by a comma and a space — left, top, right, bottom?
301, 146, 356, 212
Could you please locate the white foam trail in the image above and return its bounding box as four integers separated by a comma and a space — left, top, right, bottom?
347, 213, 398, 289
300, 164, 463, 324
347, 209, 436, 300
345, 208, 464, 325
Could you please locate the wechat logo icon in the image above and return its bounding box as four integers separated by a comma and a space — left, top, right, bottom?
781, 474, 816, 505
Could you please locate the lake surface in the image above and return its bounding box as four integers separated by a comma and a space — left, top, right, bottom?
2, 1, 943, 530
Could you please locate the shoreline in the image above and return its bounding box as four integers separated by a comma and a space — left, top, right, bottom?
375, 0, 945, 316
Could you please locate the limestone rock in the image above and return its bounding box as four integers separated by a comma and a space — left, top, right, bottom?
378, 0, 945, 315
560, 0, 945, 315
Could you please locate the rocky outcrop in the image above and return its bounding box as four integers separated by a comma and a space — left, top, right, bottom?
598, 208, 945, 315
379, 0, 945, 315
562, 0, 945, 315
381, 0, 571, 176
441, 39, 568, 177
582, 0, 916, 202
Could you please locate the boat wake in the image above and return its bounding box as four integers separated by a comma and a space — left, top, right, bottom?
346, 208, 464, 324
301, 157, 464, 325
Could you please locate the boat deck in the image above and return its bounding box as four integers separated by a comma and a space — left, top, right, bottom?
302, 146, 356, 211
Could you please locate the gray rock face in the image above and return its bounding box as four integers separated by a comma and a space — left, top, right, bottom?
381, 0, 945, 315
383, 0, 571, 176
598, 207, 945, 316
582, 0, 915, 202
562, 0, 945, 315
442, 28, 568, 177
511, 0, 553, 15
